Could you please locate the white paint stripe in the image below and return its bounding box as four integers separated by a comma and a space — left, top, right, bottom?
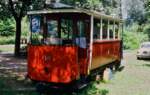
100, 18, 103, 40
89, 15, 94, 73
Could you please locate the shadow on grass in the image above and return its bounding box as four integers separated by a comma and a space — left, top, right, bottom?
117, 66, 125, 72
0, 53, 37, 95
41, 83, 109, 95
138, 58, 150, 61
0, 77, 37, 95
143, 59, 150, 62
143, 64, 150, 67
0, 53, 109, 95
0, 91, 38, 95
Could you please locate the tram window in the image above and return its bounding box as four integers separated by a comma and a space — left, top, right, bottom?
109, 22, 114, 39
30, 16, 43, 45
77, 21, 85, 37
76, 20, 86, 48
47, 20, 58, 38
102, 21, 107, 39
46, 20, 61, 45
93, 19, 100, 39
115, 23, 119, 39
61, 19, 73, 39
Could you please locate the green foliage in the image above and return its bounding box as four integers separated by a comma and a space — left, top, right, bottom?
30, 0, 46, 10
0, 36, 15, 44
123, 23, 149, 49
0, 17, 29, 45
21, 16, 29, 37
60, 0, 119, 16
0, 18, 15, 36
143, 23, 150, 40
78, 83, 109, 95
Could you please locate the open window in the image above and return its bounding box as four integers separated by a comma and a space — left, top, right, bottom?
115, 22, 119, 39
109, 21, 114, 39
77, 20, 86, 37
93, 19, 100, 39
47, 20, 58, 38
102, 20, 108, 39
76, 20, 87, 48
46, 20, 61, 45
29, 14, 89, 46
60, 19, 73, 45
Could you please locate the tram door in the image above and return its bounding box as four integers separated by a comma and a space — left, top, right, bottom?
76, 20, 90, 75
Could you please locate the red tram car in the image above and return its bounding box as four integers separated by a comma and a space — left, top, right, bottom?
27, 2, 123, 90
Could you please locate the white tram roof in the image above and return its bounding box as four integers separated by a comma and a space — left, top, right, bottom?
27, 3, 122, 22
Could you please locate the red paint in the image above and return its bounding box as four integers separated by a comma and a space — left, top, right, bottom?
27, 40, 121, 84
27, 45, 79, 83
78, 48, 89, 75
93, 40, 121, 61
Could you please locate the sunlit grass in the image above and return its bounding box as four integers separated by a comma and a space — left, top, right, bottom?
0, 36, 15, 45
96, 51, 150, 95
0, 45, 14, 52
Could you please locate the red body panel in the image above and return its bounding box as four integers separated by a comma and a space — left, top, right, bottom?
93, 40, 121, 58
78, 48, 89, 75
27, 40, 121, 83
91, 40, 121, 69
28, 45, 79, 83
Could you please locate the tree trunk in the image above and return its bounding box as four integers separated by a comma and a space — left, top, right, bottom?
14, 17, 22, 57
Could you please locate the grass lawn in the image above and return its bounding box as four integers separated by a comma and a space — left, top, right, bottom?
95, 51, 150, 95
0, 45, 14, 53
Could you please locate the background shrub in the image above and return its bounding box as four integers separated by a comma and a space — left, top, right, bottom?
0, 36, 15, 45
21, 17, 29, 38
123, 23, 149, 50
0, 18, 15, 36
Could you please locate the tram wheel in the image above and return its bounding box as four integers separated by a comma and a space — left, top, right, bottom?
36, 82, 47, 94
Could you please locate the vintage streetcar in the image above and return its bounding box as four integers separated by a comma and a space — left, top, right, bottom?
27, 2, 123, 92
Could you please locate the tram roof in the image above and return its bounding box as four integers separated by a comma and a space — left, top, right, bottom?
27, 3, 122, 22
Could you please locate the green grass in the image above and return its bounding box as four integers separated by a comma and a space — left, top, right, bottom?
0, 36, 15, 45
0, 45, 14, 52
96, 51, 150, 95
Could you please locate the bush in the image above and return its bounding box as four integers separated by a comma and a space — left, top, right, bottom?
0, 18, 15, 36
78, 82, 109, 95
21, 16, 29, 38
0, 36, 15, 45
0, 17, 29, 45
143, 23, 150, 40
123, 23, 149, 50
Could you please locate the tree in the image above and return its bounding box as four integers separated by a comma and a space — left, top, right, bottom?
0, 0, 31, 56
0, 0, 46, 56
124, 0, 145, 25
0, 0, 122, 56
144, 0, 150, 21
60, 0, 120, 16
